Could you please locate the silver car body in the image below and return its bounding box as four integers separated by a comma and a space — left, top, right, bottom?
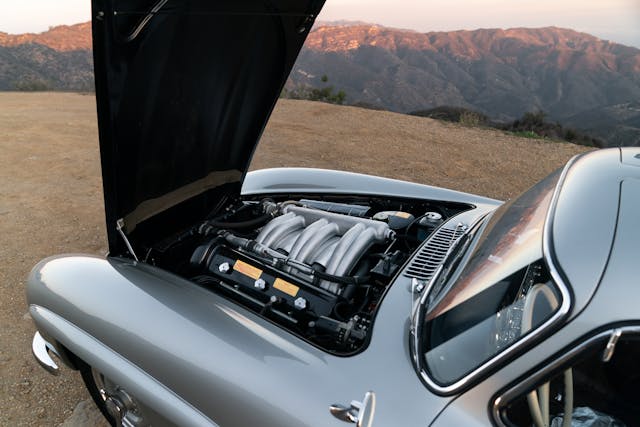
28, 148, 640, 425
29, 168, 498, 426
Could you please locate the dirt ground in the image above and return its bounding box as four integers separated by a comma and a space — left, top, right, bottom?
0, 92, 590, 426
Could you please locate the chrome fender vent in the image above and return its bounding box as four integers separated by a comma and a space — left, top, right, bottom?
404, 223, 466, 281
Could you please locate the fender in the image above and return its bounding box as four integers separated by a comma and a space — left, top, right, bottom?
26, 254, 452, 426
30, 305, 215, 427
27, 255, 327, 426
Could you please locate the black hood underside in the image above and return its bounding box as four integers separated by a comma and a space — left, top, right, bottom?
92, 0, 324, 253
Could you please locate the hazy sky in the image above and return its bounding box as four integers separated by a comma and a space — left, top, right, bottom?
2, 0, 639, 48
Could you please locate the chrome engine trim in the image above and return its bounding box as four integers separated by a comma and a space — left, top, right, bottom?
254, 205, 394, 294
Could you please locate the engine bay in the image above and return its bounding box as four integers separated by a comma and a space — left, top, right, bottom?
148, 195, 468, 354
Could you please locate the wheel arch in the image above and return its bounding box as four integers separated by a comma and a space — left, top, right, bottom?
30, 304, 217, 427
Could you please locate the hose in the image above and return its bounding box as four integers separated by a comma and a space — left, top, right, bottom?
313, 270, 370, 285
220, 231, 369, 286
199, 213, 272, 234
202, 198, 278, 232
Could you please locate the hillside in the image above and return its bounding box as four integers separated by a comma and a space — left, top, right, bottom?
1, 21, 639, 145
0, 22, 92, 51
254, 99, 592, 198
0, 23, 93, 91
291, 24, 640, 145
296, 24, 640, 116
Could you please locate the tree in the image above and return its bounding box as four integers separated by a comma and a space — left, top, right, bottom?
282, 75, 346, 105
14, 78, 52, 91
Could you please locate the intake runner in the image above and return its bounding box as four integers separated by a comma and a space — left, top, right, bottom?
249, 204, 394, 294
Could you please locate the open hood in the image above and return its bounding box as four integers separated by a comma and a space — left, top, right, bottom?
92, 0, 324, 251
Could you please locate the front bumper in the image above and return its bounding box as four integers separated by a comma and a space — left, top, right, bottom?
32, 331, 60, 375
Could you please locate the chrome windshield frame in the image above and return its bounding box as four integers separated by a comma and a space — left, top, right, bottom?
410, 157, 578, 396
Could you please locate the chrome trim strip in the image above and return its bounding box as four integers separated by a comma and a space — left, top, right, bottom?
491, 325, 640, 426
602, 328, 622, 362
32, 331, 60, 375
411, 157, 578, 395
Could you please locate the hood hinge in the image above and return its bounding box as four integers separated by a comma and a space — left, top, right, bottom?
116, 218, 139, 262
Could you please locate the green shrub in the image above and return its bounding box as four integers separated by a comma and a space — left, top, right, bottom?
14, 78, 52, 91
564, 129, 577, 141
503, 110, 603, 146
409, 106, 489, 125
511, 130, 543, 139
282, 75, 347, 105
459, 111, 485, 127
411, 106, 603, 147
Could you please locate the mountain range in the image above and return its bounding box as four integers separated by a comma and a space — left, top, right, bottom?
0, 23, 93, 91
1, 21, 639, 146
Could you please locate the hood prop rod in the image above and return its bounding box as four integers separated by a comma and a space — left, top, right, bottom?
116, 219, 139, 262
115, 0, 169, 43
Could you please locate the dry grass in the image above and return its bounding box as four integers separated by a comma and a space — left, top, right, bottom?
255, 99, 591, 200
0, 93, 590, 425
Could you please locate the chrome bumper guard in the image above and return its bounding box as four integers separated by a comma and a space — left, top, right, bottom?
32, 331, 60, 375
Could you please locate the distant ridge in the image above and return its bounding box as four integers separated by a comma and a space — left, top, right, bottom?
0, 23, 93, 91
1, 21, 638, 145
0, 22, 92, 51
291, 24, 640, 145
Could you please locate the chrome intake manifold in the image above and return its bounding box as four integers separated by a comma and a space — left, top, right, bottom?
255, 205, 394, 294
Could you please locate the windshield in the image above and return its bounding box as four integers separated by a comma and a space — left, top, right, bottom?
419, 168, 566, 386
